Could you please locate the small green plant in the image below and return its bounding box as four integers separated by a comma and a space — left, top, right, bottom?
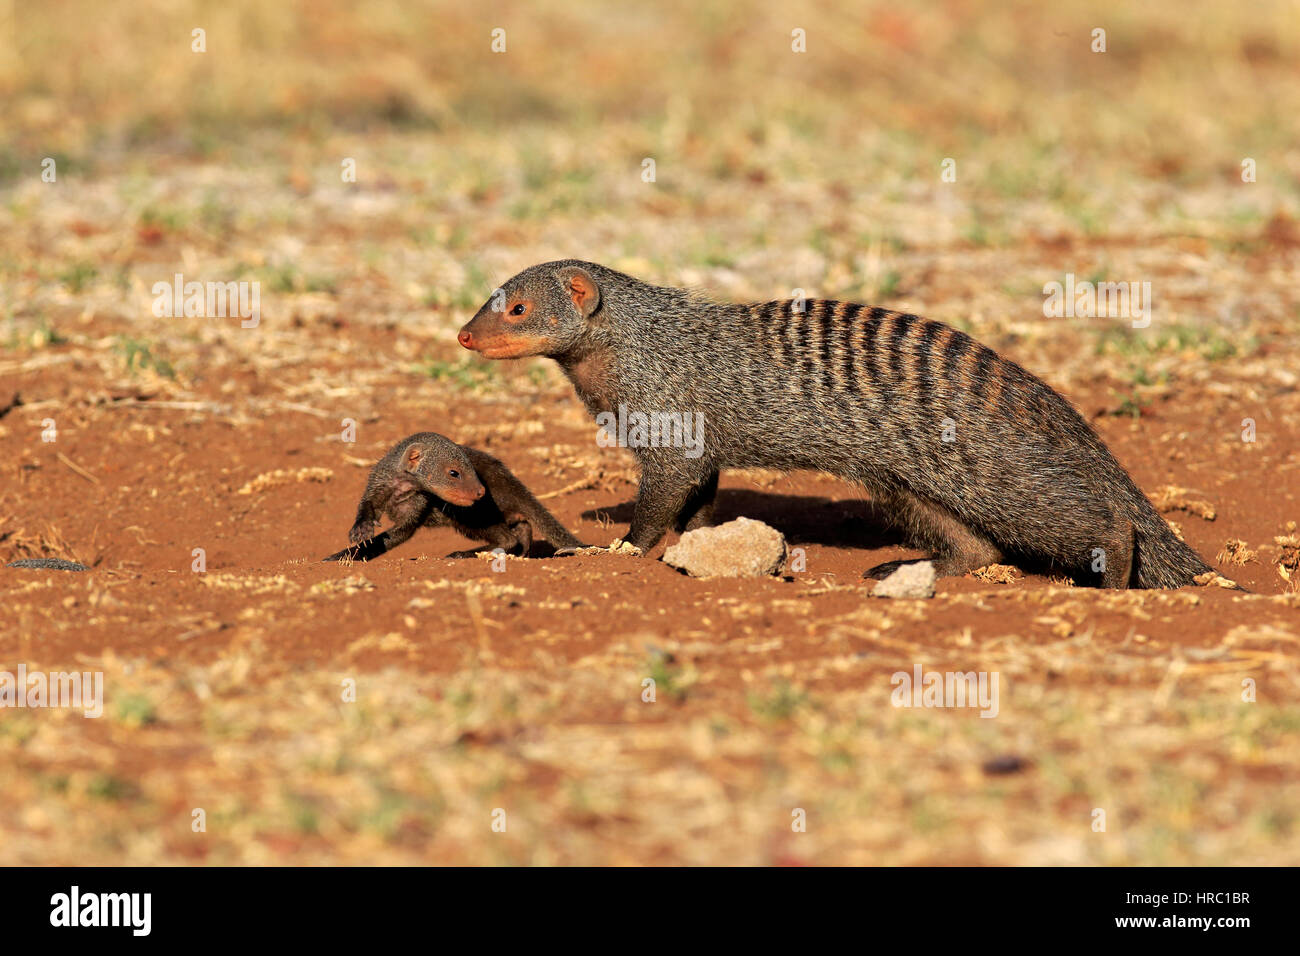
876, 269, 903, 299
60, 261, 97, 292
115, 336, 176, 378
359, 789, 410, 841
1094, 323, 1249, 362
1136, 365, 1164, 387
305, 273, 339, 294
263, 264, 335, 294
284, 793, 320, 834
266, 265, 298, 294
417, 357, 496, 390
115, 692, 158, 727
87, 774, 133, 801
645, 651, 686, 702
1106, 373, 1160, 418
695, 245, 736, 268
963, 221, 990, 247
1109, 391, 1149, 419
139, 204, 187, 232
747, 681, 808, 721
198, 192, 233, 232
5, 313, 66, 350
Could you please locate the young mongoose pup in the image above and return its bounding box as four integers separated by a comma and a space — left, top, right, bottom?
323, 432, 584, 562
457, 260, 1222, 589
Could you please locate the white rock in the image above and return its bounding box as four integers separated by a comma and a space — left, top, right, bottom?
871, 561, 937, 599
662, 517, 787, 578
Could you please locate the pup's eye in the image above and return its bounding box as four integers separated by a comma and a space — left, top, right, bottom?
448, 469, 460, 478
510, 303, 526, 316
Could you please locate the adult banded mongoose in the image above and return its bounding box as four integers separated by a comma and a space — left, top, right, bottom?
456, 259, 1223, 589
323, 432, 585, 562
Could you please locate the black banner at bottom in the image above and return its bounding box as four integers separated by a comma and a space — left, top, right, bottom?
0, 865, 1277, 942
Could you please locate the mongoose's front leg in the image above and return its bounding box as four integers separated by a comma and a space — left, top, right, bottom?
349, 497, 382, 544
673, 471, 719, 533
620, 468, 699, 554
325, 521, 418, 562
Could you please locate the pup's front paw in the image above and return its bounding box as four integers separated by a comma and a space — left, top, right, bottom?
349, 520, 378, 545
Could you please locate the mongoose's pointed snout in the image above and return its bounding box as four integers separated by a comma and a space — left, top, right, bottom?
457, 329, 475, 349
441, 471, 487, 506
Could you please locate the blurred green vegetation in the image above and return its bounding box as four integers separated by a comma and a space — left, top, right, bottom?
1, 0, 1296, 193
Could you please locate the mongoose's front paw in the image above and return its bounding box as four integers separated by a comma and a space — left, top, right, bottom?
349, 520, 378, 544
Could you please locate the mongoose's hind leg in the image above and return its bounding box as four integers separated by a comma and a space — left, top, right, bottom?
503, 518, 533, 556
673, 471, 720, 533
864, 490, 1002, 580
1096, 520, 1134, 589
448, 520, 533, 559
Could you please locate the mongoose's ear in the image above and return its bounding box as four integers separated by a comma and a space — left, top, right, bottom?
559, 267, 601, 319
404, 446, 422, 470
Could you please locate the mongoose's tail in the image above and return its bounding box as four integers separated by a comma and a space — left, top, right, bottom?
1128, 494, 1221, 589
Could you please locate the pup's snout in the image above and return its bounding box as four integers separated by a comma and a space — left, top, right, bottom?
457, 330, 474, 349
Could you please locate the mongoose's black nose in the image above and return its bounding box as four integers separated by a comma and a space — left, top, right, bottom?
474, 485, 485, 499
457, 330, 474, 349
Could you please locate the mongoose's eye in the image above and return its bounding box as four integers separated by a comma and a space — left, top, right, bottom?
510, 303, 526, 316
448, 469, 460, 479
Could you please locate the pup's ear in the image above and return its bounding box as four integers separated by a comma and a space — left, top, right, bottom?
558, 267, 601, 319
